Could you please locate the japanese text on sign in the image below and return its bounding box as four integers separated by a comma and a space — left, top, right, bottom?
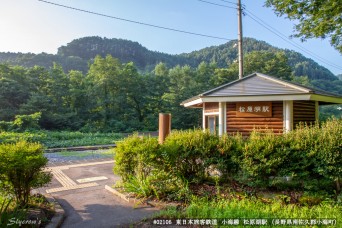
151, 218, 337, 226
236, 102, 272, 117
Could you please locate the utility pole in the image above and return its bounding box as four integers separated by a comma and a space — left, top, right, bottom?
237, 0, 243, 79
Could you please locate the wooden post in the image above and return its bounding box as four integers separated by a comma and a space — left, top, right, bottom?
159, 113, 171, 144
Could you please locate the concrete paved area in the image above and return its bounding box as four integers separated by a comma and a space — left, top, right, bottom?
37, 159, 158, 227
44, 149, 115, 164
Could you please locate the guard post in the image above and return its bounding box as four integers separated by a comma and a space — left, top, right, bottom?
158, 113, 171, 144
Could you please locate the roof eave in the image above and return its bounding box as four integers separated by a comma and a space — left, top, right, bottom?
182, 93, 342, 106
311, 94, 342, 104
181, 97, 203, 107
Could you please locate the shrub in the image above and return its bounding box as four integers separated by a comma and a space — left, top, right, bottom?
0, 141, 51, 206
160, 129, 220, 183
214, 133, 243, 180
114, 119, 342, 197
13, 112, 41, 131
314, 119, 342, 193
0, 121, 14, 132
114, 130, 231, 200
235, 119, 341, 193
284, 119, 342, 193
283, 123, 322, 184
121, 175, 155, 198
114, 134, 191, 200
237, 130, 289, 187
0, 112, 41, 132
0, 198, 27, 226
149, 170, 191, 201
298, 192, 325, 206
113, 134, 159, 181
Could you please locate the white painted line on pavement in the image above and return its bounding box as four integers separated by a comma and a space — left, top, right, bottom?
77, 176, 108, 183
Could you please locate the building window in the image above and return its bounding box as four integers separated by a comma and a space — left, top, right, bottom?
206, 115, 218, 134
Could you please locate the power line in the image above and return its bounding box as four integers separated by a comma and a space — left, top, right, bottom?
218, 0, 246, 8
38, 0, 342, 71
219, 0, 237, 5
244, 9, 342, 71
197, 0, 246, 10
195, 0, 342, 71
247, 13, 342, 71
196, 0, 237, 9
38, 0, 232, 41
196, 0, 246, 9
245, 9, 342, 70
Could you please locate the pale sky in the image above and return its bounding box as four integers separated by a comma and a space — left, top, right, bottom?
1, 0, 341, 75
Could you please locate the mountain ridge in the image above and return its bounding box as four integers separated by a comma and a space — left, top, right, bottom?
0, 36, 338, 81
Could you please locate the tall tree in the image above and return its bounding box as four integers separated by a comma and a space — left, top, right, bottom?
67, 70, 89, 128
46, 63, 70, 109
121, 62, 146, 124
87, 55, 122, 129
20, 66, 49, 128
265, 0, 342, 53
141, 63, 171, 130
163, 65, 201, 129
196, 61, 216, 91
210, 68, 238, 86
243, 51, 292, 80
0, 65, 30, 120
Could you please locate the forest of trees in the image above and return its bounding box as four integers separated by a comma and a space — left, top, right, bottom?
1, 48, 341, 132
0, 57, 205, 132
0, 37, 341, 132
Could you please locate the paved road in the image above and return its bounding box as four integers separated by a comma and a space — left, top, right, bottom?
37, 159, 158, 227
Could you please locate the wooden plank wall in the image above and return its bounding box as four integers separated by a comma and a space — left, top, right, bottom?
226, 101, 283, 136
204, 102, 219, 113
293, 101, 316, 129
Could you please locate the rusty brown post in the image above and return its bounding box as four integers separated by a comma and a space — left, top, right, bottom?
158, 113, 171, 144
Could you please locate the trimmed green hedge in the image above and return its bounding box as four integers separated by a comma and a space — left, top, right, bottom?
114, 134, 160, 181
114, 119, 342, 199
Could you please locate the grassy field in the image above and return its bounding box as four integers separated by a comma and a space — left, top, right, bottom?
156, 197, 341, 227
0, 131, 123, 148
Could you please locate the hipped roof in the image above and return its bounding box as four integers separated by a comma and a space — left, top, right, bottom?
181, 73, 342, 107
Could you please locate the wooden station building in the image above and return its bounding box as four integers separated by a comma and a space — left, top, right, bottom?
181, 73, 342, 136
